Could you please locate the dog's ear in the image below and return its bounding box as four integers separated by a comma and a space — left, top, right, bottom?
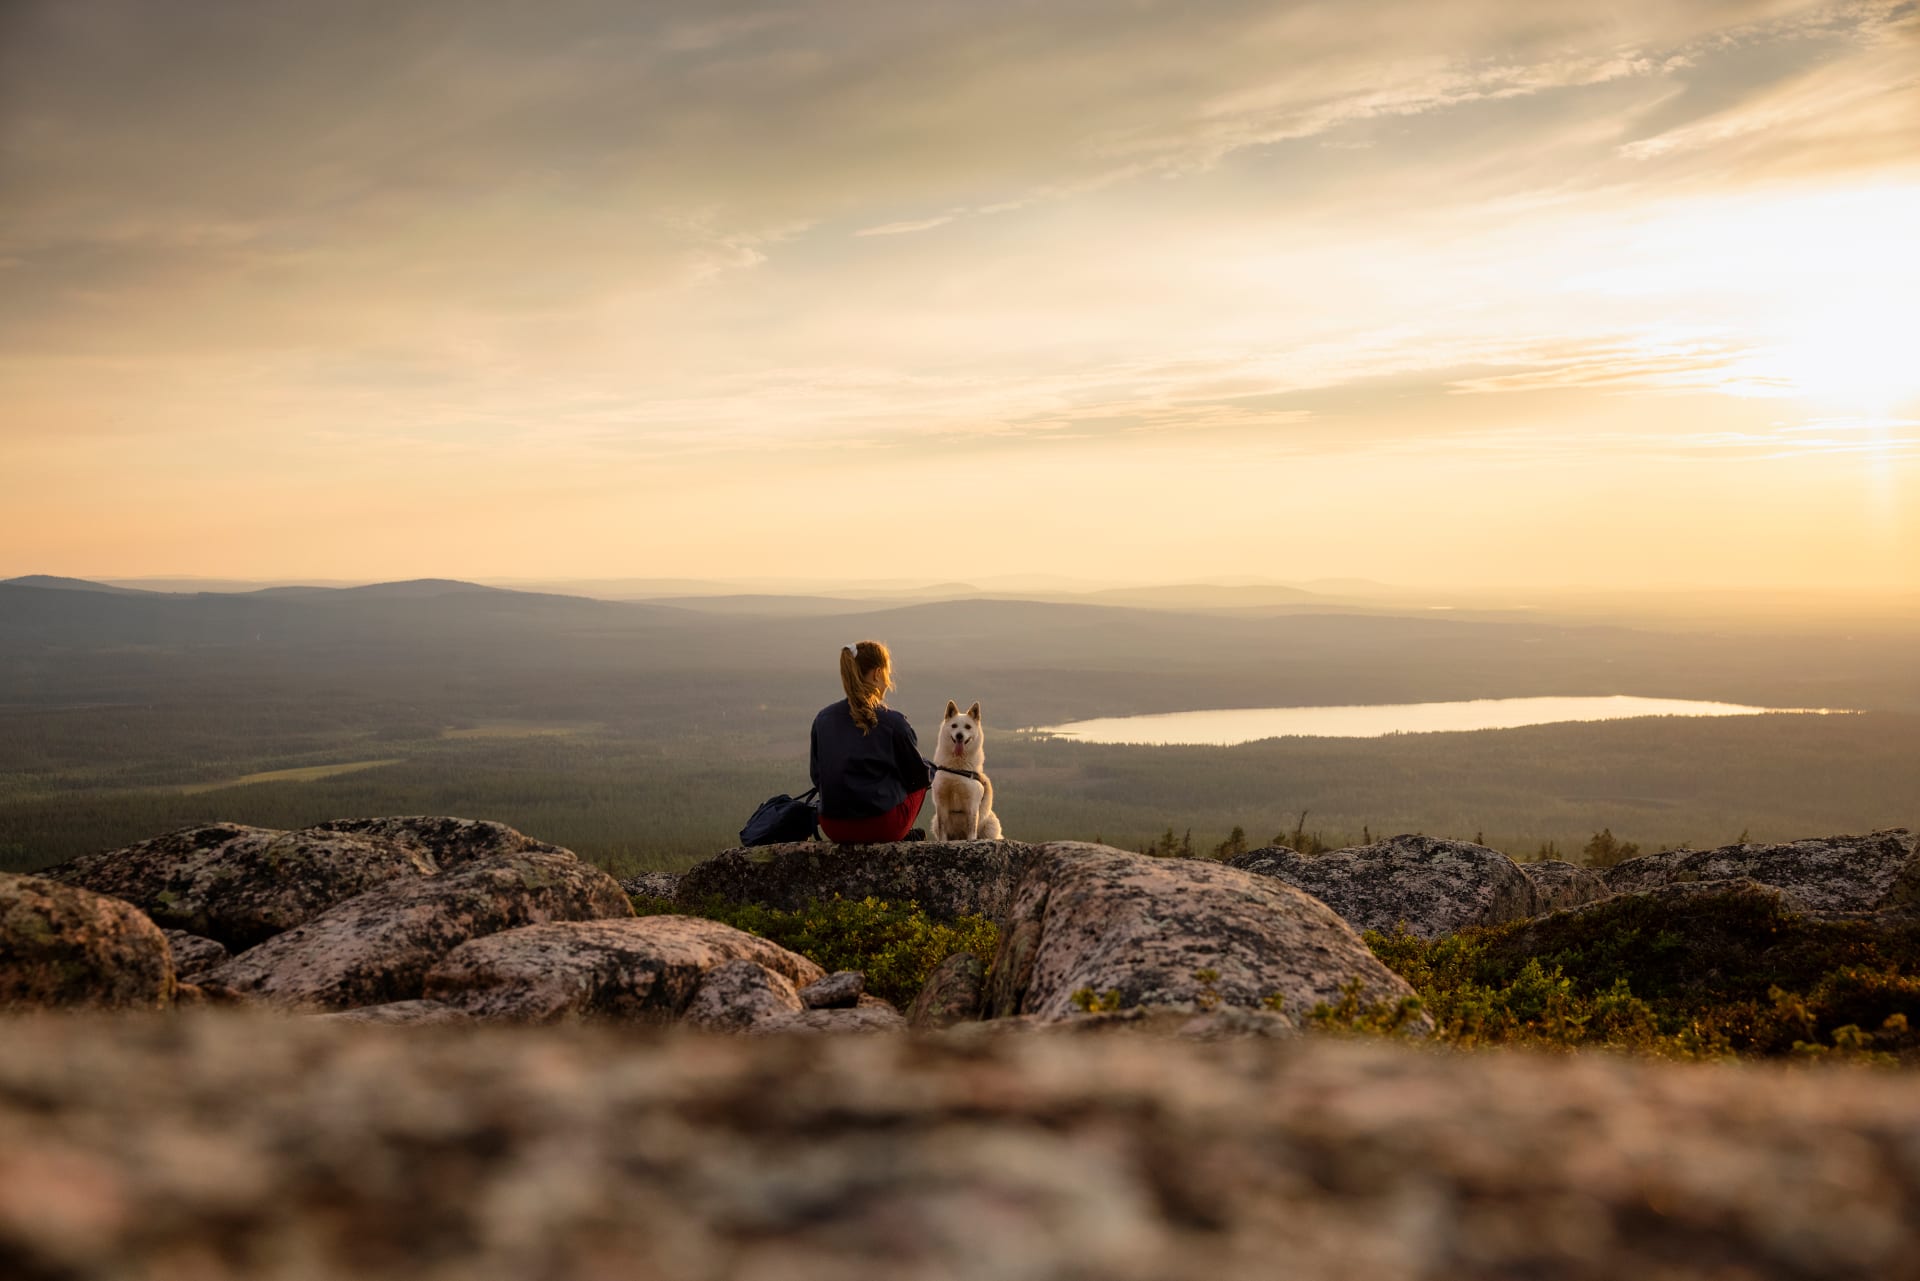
967, 701, 981, 721
944, 699, 959, 719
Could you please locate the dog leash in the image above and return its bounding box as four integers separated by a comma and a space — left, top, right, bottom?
932, 764, 985, 783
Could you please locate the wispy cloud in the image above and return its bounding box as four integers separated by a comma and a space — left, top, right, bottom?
855, 215, 958, 237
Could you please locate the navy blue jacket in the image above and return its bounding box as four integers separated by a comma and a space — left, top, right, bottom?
809, 702, 932, 820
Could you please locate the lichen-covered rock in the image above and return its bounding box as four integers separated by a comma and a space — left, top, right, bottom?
310, 816, 568, 869
800, 970, 865, 1009
423, 915, 824, 1023
314, 1000, 473, 1026
753, 995, 907, 1035
163, 929, 230, 979
0, 872, 174, 1010
1231, 835, 1540, 939
908, 952, 986, 1029
987, 842, 1422, 1026
200, 852, 633, 1010
682, 958, 805, 1032
43, 823, 438, 950
1602, 829, 1919, 913
1519, 860, 1607, 913
13, 1017, 1920, 1279
676, 839, 1026, 921
619, 871, 682, 900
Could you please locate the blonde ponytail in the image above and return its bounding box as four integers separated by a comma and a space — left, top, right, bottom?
839, 640, 893, 733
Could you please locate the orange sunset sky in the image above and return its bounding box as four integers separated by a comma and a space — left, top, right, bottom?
2, 0, 1916, 588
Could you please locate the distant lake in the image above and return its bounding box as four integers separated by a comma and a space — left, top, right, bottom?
1029, 695, 1845, 745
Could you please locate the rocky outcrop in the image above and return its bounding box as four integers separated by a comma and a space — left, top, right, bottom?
752, 996, 907, 1034
619, 871, 682, 900
676, 839, 1024, 921
12, 1016, 1920, 1280
314, 1000, 474, 1026
0, 872, 175, 1011
310, 816, 567, 869
1231, 835, 1540, 939
43, 818, 580, 951
200, 852, 633, 1010
422, 916, 824, 1023
43, 823, 438, 950
1602, 829, 1919, 913
682, 958, 805, 1032
908, 952, 987, 1028
799, 970, 865, 1009
987, 842, 1423, 1026
1519, 859, 1607, 913
162, 928, 230, 979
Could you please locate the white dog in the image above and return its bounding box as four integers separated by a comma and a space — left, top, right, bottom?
929, 699, 1003, 841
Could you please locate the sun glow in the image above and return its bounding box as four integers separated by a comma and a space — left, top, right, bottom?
1765, 292, 1920, 414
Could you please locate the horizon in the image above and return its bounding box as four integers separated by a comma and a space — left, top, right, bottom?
8, 568, 1920, 609
3, 1, 1917, 588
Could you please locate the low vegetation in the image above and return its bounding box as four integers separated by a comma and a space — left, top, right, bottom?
632, 893, 998, 1007
1361, 883, 1920, 1061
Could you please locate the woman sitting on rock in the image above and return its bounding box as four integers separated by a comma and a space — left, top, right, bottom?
810, 640, 932, 844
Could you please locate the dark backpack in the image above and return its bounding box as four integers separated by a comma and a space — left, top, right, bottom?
739, 786, 820, 846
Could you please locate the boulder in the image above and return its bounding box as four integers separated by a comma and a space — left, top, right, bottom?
676, 839, 1024, 921
1231, 835, 1540, 939
423, 915, 824, 1023
987, 842, 1424, 1026
43, 823, 437, 950
310, 816, 568, 869
619, 871, 683, 901
908, 952, 986, 1029
200, 852, 633, 1010
0, 872, 175, 1010
682, 958, 805, 1032
752, 998, 908, 1035
314, 1000, 474, 1026
1602, 829, 1919, 913
14, 1018, 1920, 1279
162, 929, 230, 979
800, 970, 865, 1009
1518, 860, 1607, 913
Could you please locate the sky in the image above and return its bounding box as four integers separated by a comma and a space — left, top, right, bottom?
2, 0, 1916, 589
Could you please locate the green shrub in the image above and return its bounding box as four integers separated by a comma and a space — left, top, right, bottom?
632, 893, 997, 1007
1363, 884, 1920, 1060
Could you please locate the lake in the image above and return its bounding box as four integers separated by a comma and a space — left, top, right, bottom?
1028, 695, 1844, 745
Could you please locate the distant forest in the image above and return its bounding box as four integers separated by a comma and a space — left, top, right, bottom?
2, 581, 1915, 875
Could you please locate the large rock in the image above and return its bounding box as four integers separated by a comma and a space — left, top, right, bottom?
1231, 835, 1540, 939
310, 816, 567, 870
43, 823, 438, 950
620, 871, 682, 900
1519, 860, 1607, 913
200, 852, 632, 1010
752, 997, 907, 1035
162, 929, 230, 979
676, 839, 1024, 921
682, 958, 806, 1032
0, 872, 175, 1010
800, 970, 865, 1009
11, 1017, 1920, 1279
314, 1000, 474, 1026
1602, 829, 1919, 913
987, 842, 1423, 1026
423, 916, 825, 1023
908, 952, 986, 1029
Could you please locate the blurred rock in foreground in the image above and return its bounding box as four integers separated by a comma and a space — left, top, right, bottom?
3, 1014, 1919, 1281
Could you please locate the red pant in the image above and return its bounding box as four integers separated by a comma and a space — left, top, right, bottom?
819, 788, 927, 844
